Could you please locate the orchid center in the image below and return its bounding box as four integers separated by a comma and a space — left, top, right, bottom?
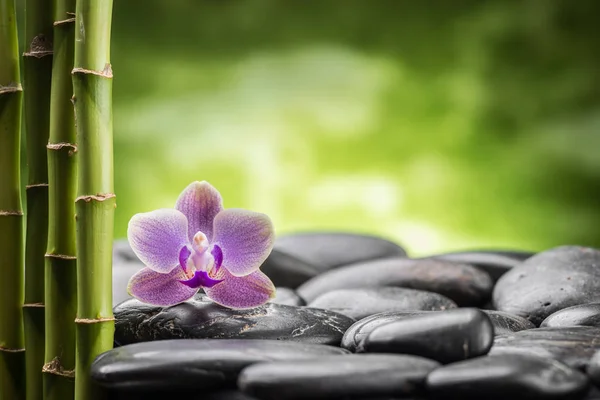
177, 232, 224, 289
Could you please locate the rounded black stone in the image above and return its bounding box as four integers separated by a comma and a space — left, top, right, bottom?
482, 310, 535, 335
491, 326, 600, 369
426, 353, 590, 400
308, 288, 456, 320
238, 354, 439, 400
113, 239, 142, 265
91, 339, 349, 392
587, 350, 600, 388
493, 246, 600, 326
274, 232, 407, 271
270, 287, 305, 307
359, 308, 494, 364
259, 249, 322, 289
422, 249, 534, 282
541, 303, 600, 328
297, 257, 493, 306
112, 262, 139, 307
114, 294, 354, 346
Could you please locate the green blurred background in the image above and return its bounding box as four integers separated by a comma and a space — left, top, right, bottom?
16, 0, 600, 256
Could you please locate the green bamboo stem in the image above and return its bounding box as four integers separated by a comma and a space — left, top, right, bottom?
72, 1, 115, 399
0, 0, 26, 398
22, 0, 53, 398
43, 1, 79, 399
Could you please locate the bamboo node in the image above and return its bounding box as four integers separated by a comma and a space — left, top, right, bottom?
23, 34, 53, 58
47, 142, 78, 156
75, 317, 115, 324
76, 193, 117, 203
42, 357, 75, 378
0, 346, 25, 353
23, 303, 45, 308
26, 183, 49, 189
0, 210, 23, 216
72, 63, 113, 78
54, 18, 76, 26
44, 253, 77, 260
0, 83, 23, 94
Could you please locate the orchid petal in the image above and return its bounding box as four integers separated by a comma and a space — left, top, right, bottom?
175, 181, 223, 242
127, 267, 198, 306
204, 268, 276, 309
212, 209, 274, 277
179, 270, 224, 289
127, 209, 189, 273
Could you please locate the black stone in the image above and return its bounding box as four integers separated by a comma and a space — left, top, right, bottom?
259, 249, 322, 289
482, 310, 535, 335
426, 353, 590, 400
91, 339, 349, 392
358, 308, 494, 364
491, 326, 600, 369
238, 354, 439, 400
308, 288, 456, 320
541, 303, 600, 328
297, 257, 493, 306
270, 287, 305, 307
586, 350, 600, 388
493, 246, 600, 326
109, 389, 258, 400
274, 232, 407, 271
112, 262, 139, 306
422, 249, 534, 282
114, 294, 354, 346
113, 239, 142, 265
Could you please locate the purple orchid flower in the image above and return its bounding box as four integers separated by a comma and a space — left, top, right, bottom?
126, 181, 276, 309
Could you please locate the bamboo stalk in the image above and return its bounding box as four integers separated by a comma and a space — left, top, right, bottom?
0, 0, 26, 398
43, 0, 78, 399
72, 1, 115, 399
22, 1, 53, 399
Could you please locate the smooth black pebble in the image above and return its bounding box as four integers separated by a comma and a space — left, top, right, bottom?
91, 339, 348, 392
298, 257, 493, 306
358, 308, 494, 363
586, 350, 600, 388
491, 326, 600, 369
483, 310, 535, 335
308, 287, 456, 320
114, 294, 354, 346
426, 353, 589, 400
541, 303, 600, 328
259, 249, 322, 289
494, 246, 600, 326
270, 287, 305, 306
238, 354, 439, 400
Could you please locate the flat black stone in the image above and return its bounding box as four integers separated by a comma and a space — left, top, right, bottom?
358, 308, 494, 364
482, 310, 535, 335
308, 288, 456, 320
91, 339, 349, 392
586, 350, 600, 388
114, 294, 354, 346
297, 257, 493, 306
426, 353, 590, 400
270, 287, 305, 307
421, 249, 534, 282
259, 249, 322, 288
109, 389, 258, 400
493, 246, 600, 326
541, 303, 600, 328
238, 354, 439, 400
274, 232, 407, 271
491, 326, 600, 369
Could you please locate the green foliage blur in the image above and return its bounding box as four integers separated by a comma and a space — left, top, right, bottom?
17, 0, 600, 255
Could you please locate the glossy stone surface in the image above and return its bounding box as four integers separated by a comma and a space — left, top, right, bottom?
586, 350, 600, 388
541, 303, 600, 328
298, 257, 493, 306
92, 339, 349, 391
308, 287, 456, 320
494, 246, 600, 325
270, 287, 306, 306
238, 354, 439, 400
114, 294, 354, 346
491, 326, 600, 369
426, 353, 590, 400
359, 308, 494, 363
259, 249, 321, 289
482, 310, 535, 335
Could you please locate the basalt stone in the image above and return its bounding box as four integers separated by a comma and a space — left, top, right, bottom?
297, 257, 493, 306
426, 353, 590, 400
110, 389, 258, 400
482, 310, 535, 335
259, 249, 322, 289
423, 249, 534, 282
92, 339, 349, 392
113, 239, 142, 265
587, 350, 600, 388
270, 287, 306, 307
274, 232, 407, 271
238, 354, 439, 400
541, 303, 600, 328
308, 288, 456, 320
493, 246, 600, 326
359, 308, 494, 364
112, 262, 139, 306
490, 326, 600, 369
114, 294, 354, 346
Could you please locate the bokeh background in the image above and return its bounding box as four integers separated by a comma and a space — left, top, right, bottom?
16, 0, 600, 256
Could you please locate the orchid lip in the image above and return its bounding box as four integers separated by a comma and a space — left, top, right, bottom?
178, 270, 224, 289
